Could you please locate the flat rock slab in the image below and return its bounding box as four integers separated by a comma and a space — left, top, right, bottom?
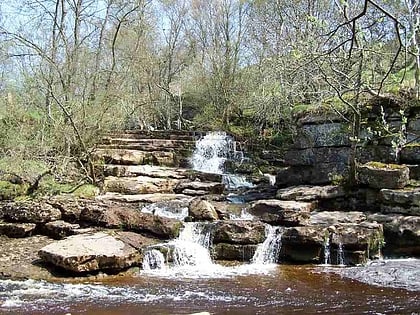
104, 176, 179, 194
96, 192, 192, 203
358, 163, 409, 189
174, 181, 224, 195
38, 232, 141, 273
41, 220, 82, 240
379, 188, 420, 216
94, 149, 176, 166
212, 220, 266, 245
276, 185, 345, 201
310, 211, 367, 226
104, 164, 190, 179
249, 200, 315, 226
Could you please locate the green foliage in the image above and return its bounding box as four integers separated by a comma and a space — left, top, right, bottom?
0, 181, 28, 200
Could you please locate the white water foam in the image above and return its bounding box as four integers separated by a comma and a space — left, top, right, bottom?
140, 202, 189, 220
252, 225, 283, 265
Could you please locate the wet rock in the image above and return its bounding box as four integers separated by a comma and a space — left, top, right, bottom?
2, 201, 61, 223
41, 220, 82, 240
276, 185, 345, 201
0, 235, 57, 280
174, 180, 224, 195
80, 204, 183, 239
358, 163, 409, 189
0, 222, 36, 238
212, 220, 266, 245
188, 198, 219, 221
38, 232, 142, 273
212, 243, 258, 261
310, 211, 367, 226
280, 226, 327, 263
104, 176, 179, 194
367, 213, 420, 256
210, 201, 248, 220
249, 200, 314, 226
379, 188, 420, 216
407, 165, 420, 180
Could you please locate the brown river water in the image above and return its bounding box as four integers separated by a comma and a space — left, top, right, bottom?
1, 260, 419, 315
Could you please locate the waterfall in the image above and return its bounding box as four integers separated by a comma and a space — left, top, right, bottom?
324, 236, 331, 265
190, 131, 236, 174
142, 249, 166, 270
171, 222, 214, 268
140, 202, 188, 221
190, 131, 253, 188
252, 225, 282, 265
337, 241, 345, 266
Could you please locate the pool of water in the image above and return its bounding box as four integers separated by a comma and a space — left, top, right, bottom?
1, 261, 419, 315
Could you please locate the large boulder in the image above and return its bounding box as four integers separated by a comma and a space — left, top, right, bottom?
379, 188, 420, 216
212, 220, 266, 245
400, 145, 420, 164
38, 232, 142, 273
104, 176, 178, 194
212, 243, 258, 261
2, 201, 61, 223
367, 213, 420, 256
293, 122, 350, 149
80, 204, 183, 239
40, 220, 85, 240
249, 200, 314, 226
188, 198, 219, 221
284, 147, 351, 167
358, 162, 409, 189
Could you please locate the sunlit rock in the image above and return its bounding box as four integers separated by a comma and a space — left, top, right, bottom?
188, 197, 219, 221
212, 220, 266, 245
2, 201, 61, 223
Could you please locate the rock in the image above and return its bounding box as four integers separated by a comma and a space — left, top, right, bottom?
212, 220, 266, 245
41, 220, 81, 240
210, 201, 248, 220
174, 180, 224, 195
310, 211, 367, 226
96, 192, 192, 203
104, 176, 179, 194
212, 243, 258, 261
0, 222, 36, 238
293, 122, 350, 149
104, 164, 189, 179
188, 198, 219, 221
38, 232, 142, 273
94, 148, 176, 166
3, 201, 61, 223
80, 204, 183, 239
357, 145, 397, 164
379, 188, 420, 215
284, 147, 351, 166
276, 185, 345, 201
331, 222, 383, 252
400, 145, 420, 164
47, 196, 99, 223
407, 165, 420, 180
280, 226, 327, 263
0, 235, 57, 280
358, 162, 409, 189
249, 200, 314, 226
367, 213, 420, 256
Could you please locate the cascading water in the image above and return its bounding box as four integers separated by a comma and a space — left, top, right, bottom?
190, 131, 253, 189
252, 225, 283, 265
337, 242, 345, 266
142, 249, 166, 270
324, 236, 331, 265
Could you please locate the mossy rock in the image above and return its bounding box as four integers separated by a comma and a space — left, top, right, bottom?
0, 181, 28, 200
358, 162, 409, 189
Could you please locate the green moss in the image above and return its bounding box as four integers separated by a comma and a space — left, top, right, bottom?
365, 161, 406, 170
0, 180, 28, 200
72, 184, 99, 198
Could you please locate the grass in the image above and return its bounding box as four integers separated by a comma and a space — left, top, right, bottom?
365, 161, 406, 170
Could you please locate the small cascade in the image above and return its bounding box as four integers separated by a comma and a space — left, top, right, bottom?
171, 222, 213, 268
140, 202, 188, 220
323, 236, 331, 265
337, 242, 345, 266
222, 174, 254, 189
142, 249, 166, 270
252, 225, 283, 265
229, 208, 254, 221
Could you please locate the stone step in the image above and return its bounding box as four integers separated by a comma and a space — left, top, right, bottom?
104, 176, 179, 194
98, 144, 194, 154
101, 138, 196, 148
96, 192, 193, 203
103, 130, 203, 141
93, 148, 177, 166
103, 164, 223, 182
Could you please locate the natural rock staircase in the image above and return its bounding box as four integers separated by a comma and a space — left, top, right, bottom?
94, 130, 225, 203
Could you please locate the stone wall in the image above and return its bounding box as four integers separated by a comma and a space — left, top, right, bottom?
276, 103, 420, 186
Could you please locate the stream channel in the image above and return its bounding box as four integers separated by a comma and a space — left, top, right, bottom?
1, 132, 419, 314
